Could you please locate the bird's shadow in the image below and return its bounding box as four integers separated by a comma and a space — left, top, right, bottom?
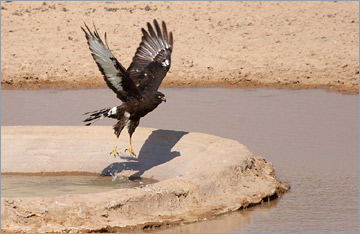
101, 129, 188, 179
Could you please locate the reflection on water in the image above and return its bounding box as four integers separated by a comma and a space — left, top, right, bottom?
1, 175, 141, 198
1, 88, 358, 232
154, 198, 282, 233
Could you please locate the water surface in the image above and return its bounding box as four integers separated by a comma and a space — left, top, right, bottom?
1, 174, 141, 198
1, 88, 358, 232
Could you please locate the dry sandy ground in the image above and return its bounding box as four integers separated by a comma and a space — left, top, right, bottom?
1, 126, 289, 232
1, 1, 359, 93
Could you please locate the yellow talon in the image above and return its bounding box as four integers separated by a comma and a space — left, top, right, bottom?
111, 146, 120, 157
110, 137, 120, 157
125, 136, 137, 157
125, 147, 136, 157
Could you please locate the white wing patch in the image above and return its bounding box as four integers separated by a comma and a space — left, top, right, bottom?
108, 106, 117, 116
161, 59, 170, 67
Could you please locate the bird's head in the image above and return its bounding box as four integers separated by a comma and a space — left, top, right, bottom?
154, 91, 166, 103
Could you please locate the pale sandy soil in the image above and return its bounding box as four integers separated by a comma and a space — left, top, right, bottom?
1, 1, 359, 93
1, 126, 289, 232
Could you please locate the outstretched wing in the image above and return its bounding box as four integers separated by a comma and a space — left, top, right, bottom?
81, 23, 141, 102
127, 20, 173, 93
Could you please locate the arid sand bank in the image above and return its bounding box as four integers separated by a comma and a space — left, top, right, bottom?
1, 1, 358, 93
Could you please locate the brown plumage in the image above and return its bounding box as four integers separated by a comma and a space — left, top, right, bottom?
82, 19, 173, 157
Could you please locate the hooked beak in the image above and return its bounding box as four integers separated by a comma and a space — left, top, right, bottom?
162, 96, 166, 103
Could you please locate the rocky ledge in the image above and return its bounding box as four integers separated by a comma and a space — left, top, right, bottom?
1, 126, 289, 232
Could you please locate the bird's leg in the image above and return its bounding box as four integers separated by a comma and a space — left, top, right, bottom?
110, 136, 120, 157
111, 117, 125, 157
125, 119, 139, 157
125, 135, 136, 157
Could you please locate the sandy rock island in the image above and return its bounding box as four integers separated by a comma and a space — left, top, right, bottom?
1, 126, 289, 233
1, 1, 358, 93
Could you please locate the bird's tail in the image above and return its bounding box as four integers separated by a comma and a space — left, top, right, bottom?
83, 107, 113, 126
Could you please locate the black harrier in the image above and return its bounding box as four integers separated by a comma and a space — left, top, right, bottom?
82, 20, 173, 157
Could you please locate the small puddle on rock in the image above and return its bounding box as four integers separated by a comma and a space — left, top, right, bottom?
1, 173, 155, 198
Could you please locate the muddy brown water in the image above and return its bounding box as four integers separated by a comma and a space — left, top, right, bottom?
1, 88, 359, 233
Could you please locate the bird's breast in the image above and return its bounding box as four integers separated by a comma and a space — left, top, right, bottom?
124, 98, 160, 119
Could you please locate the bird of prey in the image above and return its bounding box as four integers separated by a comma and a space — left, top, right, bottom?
81, 19, 173, 157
